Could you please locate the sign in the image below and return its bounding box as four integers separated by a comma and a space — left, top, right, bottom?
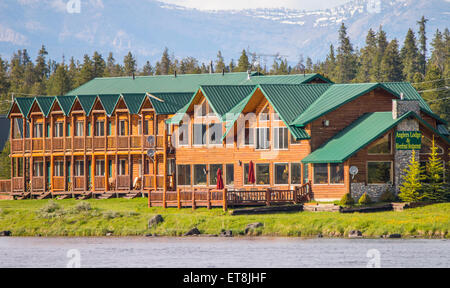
395, 131, 422, 150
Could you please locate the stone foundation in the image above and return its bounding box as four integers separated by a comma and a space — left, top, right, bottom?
351, 183, 394, 202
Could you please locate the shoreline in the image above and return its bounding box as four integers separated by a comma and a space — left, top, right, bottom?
1, 199, 449, 239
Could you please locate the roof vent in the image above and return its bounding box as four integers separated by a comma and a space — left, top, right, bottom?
247, 70, 251, 80
209, 61, 213, 74
222, 68, 225, 76
174, 70, 177, 78
132, 72, 135, 80
400, 92, 404, 100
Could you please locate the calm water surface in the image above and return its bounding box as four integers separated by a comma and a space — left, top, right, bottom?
0, 237, 448, 268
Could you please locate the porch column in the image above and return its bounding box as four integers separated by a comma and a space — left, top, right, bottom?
105, 154, 108, 192
92, 154, 96, 192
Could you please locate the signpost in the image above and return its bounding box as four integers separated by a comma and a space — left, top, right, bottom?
395, 131, 422, 150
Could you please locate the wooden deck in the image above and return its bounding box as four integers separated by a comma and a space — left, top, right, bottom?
4, 180, 312, 211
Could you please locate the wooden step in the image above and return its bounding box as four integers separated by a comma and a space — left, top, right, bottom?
37, 192, 51, 200
97, 193, 115, 200
123, 192, 141, 199
77, 192, 92, 200
57, 194, 71, 200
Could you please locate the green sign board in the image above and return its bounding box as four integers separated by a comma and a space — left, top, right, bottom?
395, 131, 422, 150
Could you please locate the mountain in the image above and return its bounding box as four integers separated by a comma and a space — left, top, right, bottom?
0, 0, 449, 66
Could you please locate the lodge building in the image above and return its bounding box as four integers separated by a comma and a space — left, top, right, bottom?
7, 72, 449, 206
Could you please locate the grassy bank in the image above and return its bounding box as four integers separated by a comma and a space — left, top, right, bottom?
0, 198, 449, 238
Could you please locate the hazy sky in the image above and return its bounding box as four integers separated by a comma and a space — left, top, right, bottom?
159, 0, 352, 11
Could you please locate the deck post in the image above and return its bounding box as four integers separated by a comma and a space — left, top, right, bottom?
105, 154, 108, 192
207, 188, 211, 209
266, 188, 271, 206
177, 188, 181, 209
192, 187, 196, 210
293, 186, 298, 203
223, 188, 227, 211
163, 128, 167, 208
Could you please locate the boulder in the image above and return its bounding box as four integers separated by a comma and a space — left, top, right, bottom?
244, 222, 263, 234
148, 214, 164, 229
348, 230, 363, 238
388, 233, 402, 238
0, 231, 11, 237
220, 230, 233, 237
184, 227, 201, 236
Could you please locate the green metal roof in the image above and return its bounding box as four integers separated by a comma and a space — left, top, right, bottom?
122, 93, 146, 114
437, 124, 449, 136
34, 97, 56, 117
77, 95, 97, 115
98, 94, 120, 116
56, 95, 76, 116
302, 111, 450, 164
14, 97, 35, 117
66, 72, 330, 96
148, 92, 195, 115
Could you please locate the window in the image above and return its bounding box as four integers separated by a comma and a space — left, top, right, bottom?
138, 120, 142, 135
33, 123, 43, 138
54, 122, 64, 138
193, 124, 207, 145
194, 164, 207, 185
259, 105, 269, 121
303, 164, 309, 184
368, 133, 391, 154
168, 159, 176, 176
75, 160, 84, 176
46, 123, 50, 137
226, 164, 234, 185
291, 163, 301, 184
33, 161, 43, 177
420, 136, 444, 155
209, 164, 223, 186
256, 163, 270, 185
118, 159, 127, 175
87, 122, 91, 136
273, 127, 288, 150
66, 123, 71, 137
244, 163, 250, 185
143, 119, 149, 135
13, 118, 22, 139
367, 162, 392, 184
244, 127, 254, 146
177, 165, 191, 186
256, 128, 270, 150
107, 120, 112, 136
314, 163, 328, 184
95, 121, 105, 136
273, 113, 281, 121
274, 163, 289, 185
75, 121, 84, 137
95, 160, 105, 176
119, 120, 126, 136
178, 121, 189, 146
330, 163, 344, 184
54, 161, 64, 176
209, 123, 222, 145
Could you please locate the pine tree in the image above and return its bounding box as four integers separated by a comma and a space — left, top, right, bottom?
105, 52, 122, 77
0, 56, 10, 114
34, 45, 49, 84
380, 39, 403, 82
417, 16, 428, 76
335, 23, 357, 83
324, 45, 336, 80
236, 49, 250, 72
400, 28, 420, 82
47, 64, 71, 95
155, 48, 171, 75
399, 150, 425, 203
215, 50, 226, 72
0, 141, 10, 179
370, 26, 389, 82
123, 52, 137, 76
92, 51, 105, 78
228, 59, 235, 72
357, 28, 377, 82
141, 61, 153, 76
77, 54, 94, 86
423, 136, 446, 202
306, 57, 313, 73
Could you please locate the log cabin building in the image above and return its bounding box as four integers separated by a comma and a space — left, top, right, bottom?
7, 71, 449, 206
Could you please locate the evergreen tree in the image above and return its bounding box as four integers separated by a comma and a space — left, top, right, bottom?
0, 56, 10, 113
141, 61, 153, 76
92, 51, 106, 78
123, 52, 137, 76
380, 39, 403, 82
357, 28, 377, 82
47, 64, 71, 95
228, 59, 235, 72
422, 136, 446, 202
335, 23, 357, 83
0, 141, 10, 179
399, 150, 425, 203
370, 26, 389, 82
215, 50, 226, 72
324, 44, 336, 80
105, 52, 122, 77
306, 57, 313, 73
155, 48, 171, 75
180, 57, 200, 74
77, 54, 94, 86
236, 49, 250, 72
417, 16, 428, 76
400, 28, 420, 82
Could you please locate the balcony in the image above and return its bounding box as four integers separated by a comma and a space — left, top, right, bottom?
32, 177, 45, 191
53, 176, 65, 191
117, 175, 130, 190
53, 138, 64, 151
73, 137, 84, 150
73, 176, 85, 191
93, 137, 105, 150
11, 139, 23, 153
94, 176, 106, 190
32, 139, 43, 151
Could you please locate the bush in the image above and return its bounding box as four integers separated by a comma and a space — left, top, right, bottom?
379, 189, 396, 202
340, 193, 354, 206
74, 202, 91, 212
358, 193, 372, 205
103, 211, 121, 219
39, 200, 60, 213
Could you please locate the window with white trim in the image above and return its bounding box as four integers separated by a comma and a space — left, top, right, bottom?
256, 127, 270, 150
273, 127, 288, 150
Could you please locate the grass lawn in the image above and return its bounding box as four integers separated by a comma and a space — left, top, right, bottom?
0, 198, 449, 238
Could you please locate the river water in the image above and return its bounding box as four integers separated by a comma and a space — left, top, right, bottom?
0, 237, 448, 268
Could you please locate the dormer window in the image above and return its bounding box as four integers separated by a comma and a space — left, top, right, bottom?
259, 105, 269, 122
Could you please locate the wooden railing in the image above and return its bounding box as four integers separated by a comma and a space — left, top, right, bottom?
53, 138, 64, 151
93, 137, 105, 150
53, 177, 65, 191
73, 137, 84, 150
32, 139, 43, 151
117, 175, 130, 189
148, 188, 226, 209
0, 180, 11, 193
94, 176, 105, 190
32, 177, 45, 191
73, 176, 84, 191
117, 136, 128, 149
12, 178, 24, 192
65, 137, 72, 150
11, 139, 23, 153
131, 136, 141, 148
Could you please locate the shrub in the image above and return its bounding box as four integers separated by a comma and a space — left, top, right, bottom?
103, 210, 121, 219
358, 193, 372, 205
340, 193, 354, 206
74, 202, 92, 212
379, 189, 396, 202
39, 200, 60, 213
